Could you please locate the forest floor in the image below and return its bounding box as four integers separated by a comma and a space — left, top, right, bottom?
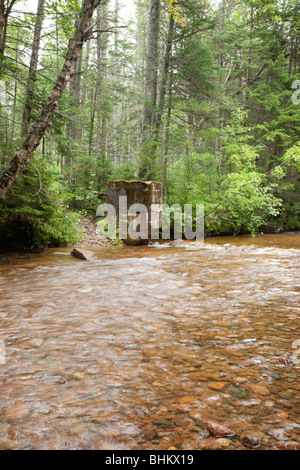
74, 214, 115, 249
72, 213, 182, 250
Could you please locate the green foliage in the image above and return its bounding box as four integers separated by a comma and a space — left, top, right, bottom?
46, 0, 83, 38
283, 143, 300, 171
64, 187, 101, 214
215, 171, 282, 235
166, 113, 285, 236
0, 158, 81, 249
110, 162, 138, 181
0, 0, 299, 248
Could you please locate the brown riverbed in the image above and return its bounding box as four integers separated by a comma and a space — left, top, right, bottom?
0, 233, 299, 450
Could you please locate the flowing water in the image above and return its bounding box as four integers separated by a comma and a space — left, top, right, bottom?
0, 233, 299, 450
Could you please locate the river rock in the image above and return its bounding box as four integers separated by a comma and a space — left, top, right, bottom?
215, 438, 232, 447
277, 441, 300, 450
230, 386, 248, 399
28, 338, 44, 348
248, 383, 270, 396
198, 437, 232, 450
205, 420, 235, 437
5, 403, 30, 421
207, 381, 229, 391
263, 370, 281, 380
71, 248, 95, 261
240, 430, 265, 448
268, 428, 289, 441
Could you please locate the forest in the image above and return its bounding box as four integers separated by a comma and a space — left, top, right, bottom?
0, 0, 299, 249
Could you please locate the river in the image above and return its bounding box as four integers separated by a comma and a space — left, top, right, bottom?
0, 233, 299, 450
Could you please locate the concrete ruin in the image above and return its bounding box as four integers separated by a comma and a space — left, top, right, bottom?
107, 180, 163, 245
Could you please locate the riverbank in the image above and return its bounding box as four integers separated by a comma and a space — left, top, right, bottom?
73, 213, 300, 251
74, 214, 114, 249
1, 211, 299, 256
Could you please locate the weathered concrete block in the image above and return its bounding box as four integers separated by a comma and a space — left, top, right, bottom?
107, 180, 163, 245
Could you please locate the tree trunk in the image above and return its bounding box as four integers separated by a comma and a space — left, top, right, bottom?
136, 0, 141, 68
218, 0, 225, 69
67, 6, 84, 147
88, 86, 97, 158
65, 13, 83, 181
162, 80, 172, 190
21, 0, 45, 137
101, 15, 108, 168
10, 29, 20, 140
143, 0, 160, 133
244, 6, 253, 101
154, 12, 174, 144
0, 1, 5, 75
135, 0, 144, 167
139, 0, 161, 180
81, 39, 91, 107
112, 0, 120, 165
96, 4, 103, 190
0, 0, 17, 78
0, 0, 102, 200
96, 2, 108, 190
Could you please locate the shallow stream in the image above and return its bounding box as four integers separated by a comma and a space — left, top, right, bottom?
0, 233, 299, 449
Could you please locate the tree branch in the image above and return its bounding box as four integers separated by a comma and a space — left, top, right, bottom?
0, 0, 102, 200
4, 0, 17, 18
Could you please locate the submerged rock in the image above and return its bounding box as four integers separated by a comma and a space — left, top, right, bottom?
5, 403, 30, 421
248, 383, 270, 396
277, 441, 300, 450
71, 248, 95, 261
198, 437, 232, 450
207, 381, 229, 391
230, 386, 248, 399
268, 428, 289, 441
240, 430, 265, 448
205, 420, 235, 437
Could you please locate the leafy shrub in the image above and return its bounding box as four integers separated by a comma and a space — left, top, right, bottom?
0, 158, 80, 250
65, 187, 101, 214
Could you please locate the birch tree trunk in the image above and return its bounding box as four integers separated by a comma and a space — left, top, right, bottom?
0, 0, 102, 200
